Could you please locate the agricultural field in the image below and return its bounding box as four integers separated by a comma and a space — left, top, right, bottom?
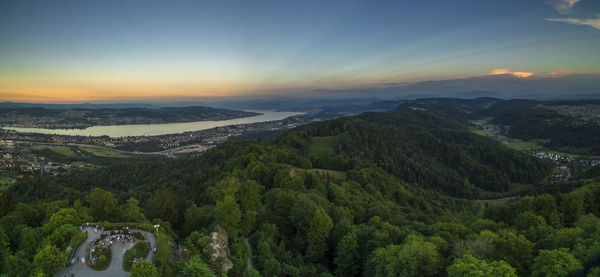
309, 135, 340, 156
80, 146, 134, 158
0, 176, 15, 191
30, 145, 79, 157
290, 167, 347, 182
471, 130, 543, 151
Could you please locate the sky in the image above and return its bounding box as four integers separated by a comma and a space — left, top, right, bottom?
1, 0, 599, 103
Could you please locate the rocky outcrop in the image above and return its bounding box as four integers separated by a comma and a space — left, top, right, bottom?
205, 227, 233, 272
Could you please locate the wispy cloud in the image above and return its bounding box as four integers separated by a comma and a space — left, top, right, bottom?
547, 15, 600, 30
546, 0, 581, 14
546, 69, 576, 77
488, 69, 534, 78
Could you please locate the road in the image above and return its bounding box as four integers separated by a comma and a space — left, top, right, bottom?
33, 141, 209, 158
55, 227, 156, 277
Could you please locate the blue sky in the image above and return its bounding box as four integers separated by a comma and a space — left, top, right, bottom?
0, 0, 599, 102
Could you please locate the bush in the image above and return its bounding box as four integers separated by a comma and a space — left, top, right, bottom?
99, 222, 155, 232
88, 247, 111, 271
66, 232, 87, 260
135, 232, 144, 240
123, 242, 150, 271
154, 232, 171, 265
131, 260, 158, 277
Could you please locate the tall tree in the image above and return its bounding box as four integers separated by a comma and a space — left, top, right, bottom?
33, 245, 66, 276
3, 251, 32, 277
181, 255, 215, 277
493, 232, 534, 274
183, 204, 215, 236
42, 208, 84, 233
447, 254, 517, 277
334, 232, 360, 277
124, 197, 146, 223
368, 235, 441, 277
0, 191, 15, 218
239, 179, 262, 236
20, 227, 42, 258
88, 188, 118, 221
216, 194, 241, 235
531, 248, 582, 277
147, 188, 186, 228
214, 177, 242, 234
306, 208, 333, 261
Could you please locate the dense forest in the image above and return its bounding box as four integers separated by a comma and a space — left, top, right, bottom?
1, 107, 600, 276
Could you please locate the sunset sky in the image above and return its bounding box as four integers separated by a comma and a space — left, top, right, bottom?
1, 0, 599, 103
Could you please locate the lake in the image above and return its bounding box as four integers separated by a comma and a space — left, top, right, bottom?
1, 110, 304, 138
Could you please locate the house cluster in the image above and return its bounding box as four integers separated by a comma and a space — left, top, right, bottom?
468, 120, 501, 133
578, 158, 600, 169
532, 152, 575, 163
551, 165, 571, 183
0, 140, 73, 179
555, 106, 600, 123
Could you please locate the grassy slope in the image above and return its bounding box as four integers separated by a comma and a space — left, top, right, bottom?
80, 146, 134, 158
290, 167, 347, 182
308, 135, 341, 156
30, 145, 79, 157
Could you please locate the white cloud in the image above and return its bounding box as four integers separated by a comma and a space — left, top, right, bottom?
547, 15, 600, 30
546, 0, 581, 14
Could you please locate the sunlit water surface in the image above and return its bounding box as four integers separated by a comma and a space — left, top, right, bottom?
1, 110, 304, 138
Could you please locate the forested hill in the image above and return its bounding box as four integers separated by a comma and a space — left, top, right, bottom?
3, 108, 599, 277
284, 111, 551, 198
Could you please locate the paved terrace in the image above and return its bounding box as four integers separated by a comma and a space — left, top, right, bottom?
56, 226, 157, 277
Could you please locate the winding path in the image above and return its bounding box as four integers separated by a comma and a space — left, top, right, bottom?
55, 227, 156, 277
244, 237, 255, 270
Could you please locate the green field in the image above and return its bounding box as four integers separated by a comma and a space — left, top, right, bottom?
309, 135, 340, 156
291, 167, 347, 181
30, 145, 78, 157
505, 141, 542, 151
479, 117, 494, 124
0, 176, 15, 191
81, 146, 133, 158
471, 130, 542, 151
473, 196, 520, 216
471, 129, 588, 158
